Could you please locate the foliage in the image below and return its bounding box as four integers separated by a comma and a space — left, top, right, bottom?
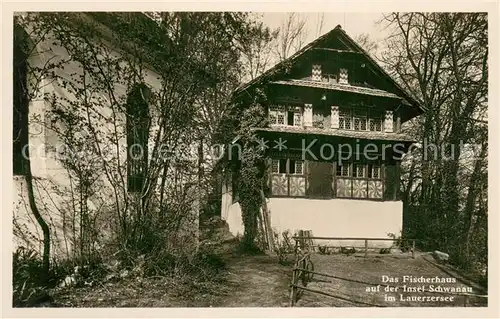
219, 92, 270, 252
381, 13, 488, 277
272, 230, 294, 265
13, 11, 274, 292
317, 245, 331, 255
387, 232, 411, 252
12, 247, 51, 307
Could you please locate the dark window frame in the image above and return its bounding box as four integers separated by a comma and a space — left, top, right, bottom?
126, 84, 151, 193
339, 107, 386, 132
13, 26, 30, 176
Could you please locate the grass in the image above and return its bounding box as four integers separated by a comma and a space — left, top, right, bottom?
44, 250, 487, 307
48, 253, 290, 308
294, 253, 488, 307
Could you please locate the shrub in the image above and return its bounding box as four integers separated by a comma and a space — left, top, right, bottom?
318, 245, 330, 255
12, 247, 52, 307
388, 232, 411, 252
272, 230, 294, 265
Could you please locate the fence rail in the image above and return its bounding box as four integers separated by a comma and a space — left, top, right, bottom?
288, 236, 487, 307
292, 235, 417, 259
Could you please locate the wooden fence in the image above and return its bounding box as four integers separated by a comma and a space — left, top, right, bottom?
292, 235, 417, 259
288, 236, 488, 307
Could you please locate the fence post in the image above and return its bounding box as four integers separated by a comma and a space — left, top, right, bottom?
299, 230, 305, 250
289, 268, 297, 307
365, 239, 368, 258
412, 240, 415, 259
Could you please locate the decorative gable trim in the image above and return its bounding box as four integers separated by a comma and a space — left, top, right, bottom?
339, 68, 349, 84
303, 104, 313, 127
384, 110, 394, 133
233, 25, 424, 116
312, 64, 322, 81
331, 105, 339, 129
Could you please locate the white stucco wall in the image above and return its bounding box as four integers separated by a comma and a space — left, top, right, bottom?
13, 19, 200, 258
221, 186, 403, 249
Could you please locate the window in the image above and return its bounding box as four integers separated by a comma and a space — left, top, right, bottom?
278, 159, 287, 174
334, 162, 384, 200
269, 111, 277, 125
269, 105, 302, 126
336, 163, 350, 177
339, 108, 352, 130
353, 164, 366, 178
293, 109, 302, 126
337, 163, 381, 179
369, 117, 383, 131
369, 111, 383, 132
271, 159, 280, 174
277, 112, 285, 125
127, 83, 151, 193
368, 164, 381, 179
289, 159, 304, 175
287, 110, 294, 126
339, 107, 387, 132
353, 109, 367, 131
269, 105, 285, 125
271, 158, 306, 197
272, 158, 303, 175
13, 25, 30, 176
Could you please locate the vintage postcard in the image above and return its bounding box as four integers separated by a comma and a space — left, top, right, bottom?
2, 1, 498, 318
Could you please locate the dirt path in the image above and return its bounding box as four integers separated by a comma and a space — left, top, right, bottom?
214, 255, 291, 307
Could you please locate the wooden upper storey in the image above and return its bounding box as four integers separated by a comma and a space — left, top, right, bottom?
234, 25, 424, 143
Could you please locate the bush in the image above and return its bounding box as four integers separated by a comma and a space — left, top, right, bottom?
52, 254, 109, 288
235, 239, 265, 255
318, 245, 331, 255
272, 230, 294, 265
138, 245, 227, 284
387, 232, 411, 252
12, 247, 52, 307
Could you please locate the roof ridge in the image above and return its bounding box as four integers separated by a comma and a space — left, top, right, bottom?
234, 23, 423, 113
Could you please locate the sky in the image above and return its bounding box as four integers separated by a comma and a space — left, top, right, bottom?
259, 12, 390, 50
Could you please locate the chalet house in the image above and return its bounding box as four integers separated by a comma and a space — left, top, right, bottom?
221, 25, 424, 248
13, 13, 200, 258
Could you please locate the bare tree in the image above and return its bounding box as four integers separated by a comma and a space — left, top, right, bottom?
354, 33, 379, 57
274, 13, 308, 61
315, 13, 325, 37
239, 17, 278, 81
381, 12, 488, 272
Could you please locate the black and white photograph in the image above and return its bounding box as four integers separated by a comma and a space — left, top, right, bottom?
3, 4, 498, 316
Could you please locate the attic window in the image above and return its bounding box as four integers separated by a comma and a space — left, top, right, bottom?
312, 64, 322, 81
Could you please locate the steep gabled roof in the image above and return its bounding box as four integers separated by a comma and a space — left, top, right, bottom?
235, 25, 424, 115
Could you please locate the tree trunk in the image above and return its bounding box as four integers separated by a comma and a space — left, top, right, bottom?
25, 158, 51, 284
